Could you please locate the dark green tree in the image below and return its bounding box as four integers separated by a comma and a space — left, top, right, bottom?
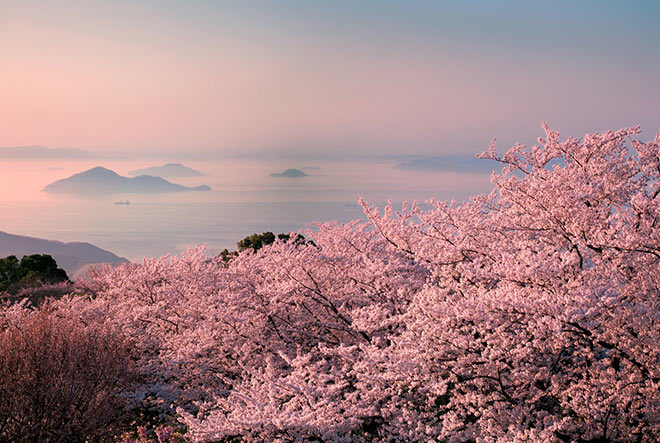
220, 232, 310, 262
0, 254, 69, 292
237, 231, 291, 252
0, 256, 21, 288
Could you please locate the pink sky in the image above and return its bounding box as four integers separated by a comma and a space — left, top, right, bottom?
1, 1, 659, 157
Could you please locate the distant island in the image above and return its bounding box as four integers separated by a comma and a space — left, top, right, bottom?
43, 166, 211, 194
270, 168, 308, 178
0, 231, 128, 278
127, 163, 204, 178
393, 155, 498, 173
0, 146, 93, 159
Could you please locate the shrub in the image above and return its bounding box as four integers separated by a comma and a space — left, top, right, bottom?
0, 307, 136, 442
0, 281, 75, 307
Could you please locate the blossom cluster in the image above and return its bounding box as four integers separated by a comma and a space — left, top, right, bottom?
32, 125, 660, 441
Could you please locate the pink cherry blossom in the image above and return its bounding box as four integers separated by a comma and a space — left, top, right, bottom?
7, 124, 657, 441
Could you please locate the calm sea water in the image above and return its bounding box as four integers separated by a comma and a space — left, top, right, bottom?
0, 157, 492, 260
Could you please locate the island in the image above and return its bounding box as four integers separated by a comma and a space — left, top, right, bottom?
0, 145, 93, 159
127, 163, 204, 178
43, 166, 211, 194
270, 168, 308, 178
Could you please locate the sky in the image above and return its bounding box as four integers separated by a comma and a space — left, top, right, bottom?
1, 0, 659, 158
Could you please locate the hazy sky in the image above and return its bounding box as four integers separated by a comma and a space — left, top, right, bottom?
1, 0, 659, 157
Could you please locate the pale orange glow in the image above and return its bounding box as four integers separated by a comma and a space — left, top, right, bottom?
2, 1, 658, 156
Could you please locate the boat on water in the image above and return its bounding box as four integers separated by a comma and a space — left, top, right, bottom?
114, 200, 130, 205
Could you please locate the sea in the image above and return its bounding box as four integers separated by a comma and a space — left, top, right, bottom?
0, 156, 492, 261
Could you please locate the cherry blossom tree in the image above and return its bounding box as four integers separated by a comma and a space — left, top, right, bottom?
358, 125, 660, 441
14, 124, 657, 442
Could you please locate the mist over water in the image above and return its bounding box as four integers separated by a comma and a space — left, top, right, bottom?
1, 157, 492, 260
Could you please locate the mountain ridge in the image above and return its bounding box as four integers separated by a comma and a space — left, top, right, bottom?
0, 231, 128, 278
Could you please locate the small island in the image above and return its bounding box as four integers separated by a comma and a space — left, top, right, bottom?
127, 163, 204, 179
44, 166, 211, 194
270, 168, 308, 178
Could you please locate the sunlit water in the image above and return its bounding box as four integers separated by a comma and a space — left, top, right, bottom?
0, 157, 492, 260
